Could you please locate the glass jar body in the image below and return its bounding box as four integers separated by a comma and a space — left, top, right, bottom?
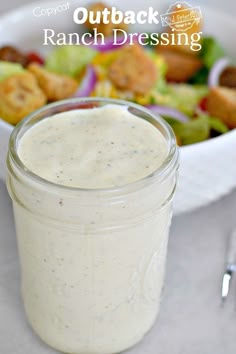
7, 165, 177, 354
7, 98, 178, 354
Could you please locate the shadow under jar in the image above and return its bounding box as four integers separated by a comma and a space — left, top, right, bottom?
6, 98, 179, 354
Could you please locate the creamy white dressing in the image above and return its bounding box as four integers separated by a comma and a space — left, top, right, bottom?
18, 105, 168, 189
8, 104, 177, 354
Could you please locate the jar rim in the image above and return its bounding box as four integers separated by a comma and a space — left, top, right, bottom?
8, 97, 179, 197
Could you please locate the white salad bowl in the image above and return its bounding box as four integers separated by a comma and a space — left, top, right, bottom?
0, 0, 235, 215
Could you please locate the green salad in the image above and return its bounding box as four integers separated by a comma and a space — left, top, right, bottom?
0, 26, 235, 145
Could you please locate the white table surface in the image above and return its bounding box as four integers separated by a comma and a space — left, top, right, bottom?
1, 1, 236, 353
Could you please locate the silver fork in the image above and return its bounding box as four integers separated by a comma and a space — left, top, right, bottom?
221, 229, 236, 304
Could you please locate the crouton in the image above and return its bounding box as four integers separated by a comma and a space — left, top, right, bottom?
0, 72, 46, 125
207, 87, 236, 128
28, 63, 78, 101
159, 49, 203, 82
108, 44, 158, 95
85, 2, 128, 37
220, 66, 236, 89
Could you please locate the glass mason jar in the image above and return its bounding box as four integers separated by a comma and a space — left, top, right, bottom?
7, 98, 179, 354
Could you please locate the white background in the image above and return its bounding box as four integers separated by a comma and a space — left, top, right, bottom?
1, 0, 236, 353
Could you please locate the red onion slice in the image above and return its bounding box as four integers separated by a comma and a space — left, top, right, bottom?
208, 57, 230, 87
146, 105, 189, 123
74, 65, 97, 97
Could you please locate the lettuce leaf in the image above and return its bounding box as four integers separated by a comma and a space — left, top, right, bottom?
167, 115, 209, 145
166, 115, 228, 145
189, 37, 225, 84
0, 61, 25, 82
152, 84, 208, 116
208, 117, 229, 134
189, 67, 209, 85
200, 37, 225, 69
46, 46, 97, 77
147, 51, 168, 92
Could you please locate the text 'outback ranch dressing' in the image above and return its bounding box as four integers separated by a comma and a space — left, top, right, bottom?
7, 99, 179, 354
